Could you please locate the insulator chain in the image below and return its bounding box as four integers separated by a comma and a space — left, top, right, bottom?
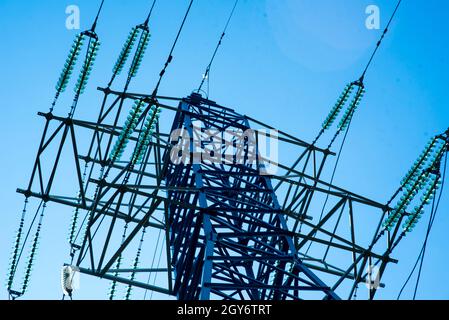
131, 105, 161, 165
21, 203, 47, 295
68, 162, 89, 246
53, 34, 85, 107
74, 37, 101, 96
128, 29, 151, 79
125, 228, 147, 300
109, 100, 147, 162
113, 27, 140, 76
321, 82, 366, 133
383, 137, 447, 232
51, 32, 101, 114
108, 223, 129, 300
6, 199, 29, 292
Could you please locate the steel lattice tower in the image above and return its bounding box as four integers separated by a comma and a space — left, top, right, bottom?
162, 94, 339, 300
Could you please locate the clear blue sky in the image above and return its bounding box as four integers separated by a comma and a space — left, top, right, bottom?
0, 0, 448, 300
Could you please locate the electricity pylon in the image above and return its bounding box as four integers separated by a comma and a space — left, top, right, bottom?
6, 2, 448, 300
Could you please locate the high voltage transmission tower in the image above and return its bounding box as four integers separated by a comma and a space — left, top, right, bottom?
6, 0, 448, 300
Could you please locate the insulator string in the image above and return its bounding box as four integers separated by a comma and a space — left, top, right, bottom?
124, 228, 146, 300
108, 223, 129, 300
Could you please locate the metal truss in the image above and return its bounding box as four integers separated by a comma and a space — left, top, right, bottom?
163, 94, 339, 300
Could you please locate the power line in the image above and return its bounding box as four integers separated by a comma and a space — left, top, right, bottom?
297, 1, 404, 191
91, 0, 106, 32
197, 0, 239, 93
152, 0, 195, 97
360, 0, 402, 81
144, 0, 157, 26
311, 0, 404, 227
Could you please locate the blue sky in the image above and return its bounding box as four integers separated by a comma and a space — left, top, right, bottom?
0, 0, 448, 300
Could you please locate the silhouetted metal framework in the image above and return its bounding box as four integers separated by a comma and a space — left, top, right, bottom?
14, 79, 447, 299
15, 89, 342, 300
163, 94, 340, 300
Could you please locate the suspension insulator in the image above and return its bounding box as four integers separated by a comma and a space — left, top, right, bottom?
338, 85, 365, 131
403, 175, 441, 233
68, 202, 81, 245
429, 139, 447, 167
107, 255, 123, 300
110, 100, 146, 162
322, 83, 354, 130
125, 228, 146, 300
68, 163, 89, 245
75, 38, 101, 95
6, 199, 28, 291
383, 171, 430, 231
401, 137, 439, 187
21, 204, 46, 294
113, 27, 140, 75
129, 30, 151, 78
131, 105, 161, 165
55, 34, 85, 94
108, 223, 128, 300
